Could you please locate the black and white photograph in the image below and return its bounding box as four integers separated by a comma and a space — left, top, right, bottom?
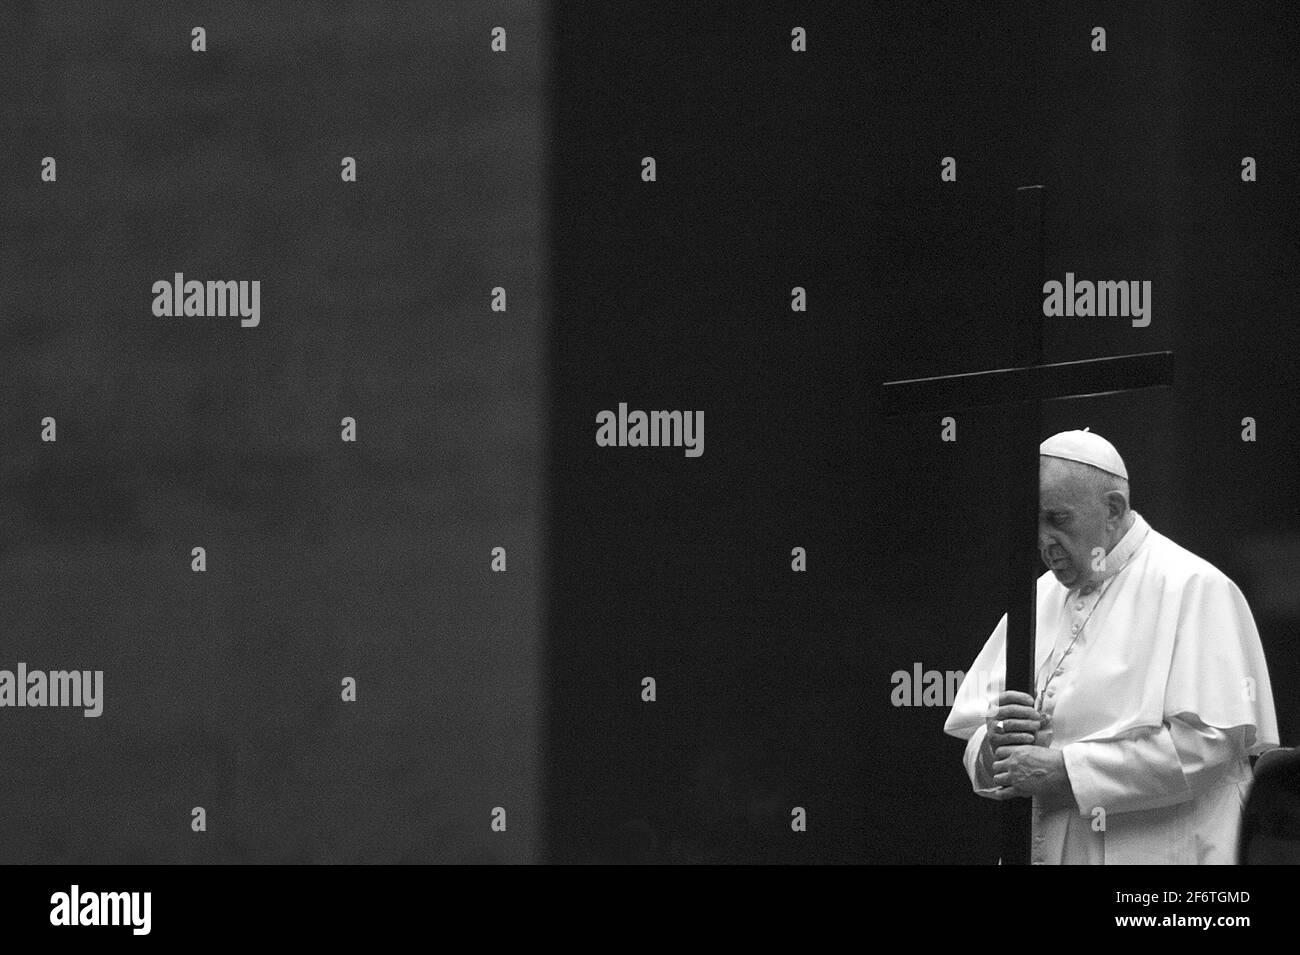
1, 0, 1295, 937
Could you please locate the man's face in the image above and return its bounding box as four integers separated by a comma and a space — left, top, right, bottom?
1038, 457, 1115, 589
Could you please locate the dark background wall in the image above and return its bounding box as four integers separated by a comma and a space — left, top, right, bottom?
1, 1, 544, 863
546, 1, 1298, 863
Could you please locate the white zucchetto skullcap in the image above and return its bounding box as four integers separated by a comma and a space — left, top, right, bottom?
1039, 428, 1128, 480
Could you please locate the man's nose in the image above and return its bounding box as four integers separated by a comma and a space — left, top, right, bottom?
1037, 525, 1054, 551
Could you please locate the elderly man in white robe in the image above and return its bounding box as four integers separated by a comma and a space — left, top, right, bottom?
944, 429, 1279, 864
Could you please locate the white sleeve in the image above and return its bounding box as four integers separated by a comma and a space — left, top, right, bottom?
1060, 715, 1246, 816
962, 724, 1008, 796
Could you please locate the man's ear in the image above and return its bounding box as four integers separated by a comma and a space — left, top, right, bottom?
1103, 490, 1129, 524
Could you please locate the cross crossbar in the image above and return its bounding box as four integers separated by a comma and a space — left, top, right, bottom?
881, 351, 1172, 416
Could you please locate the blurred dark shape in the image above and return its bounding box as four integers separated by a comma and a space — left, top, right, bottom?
1240, 747, 1300, 864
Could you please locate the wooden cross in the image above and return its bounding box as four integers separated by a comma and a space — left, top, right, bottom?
880, 185, 1173, 864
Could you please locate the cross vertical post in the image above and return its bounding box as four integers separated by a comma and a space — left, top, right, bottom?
1001, 184, 1045, 865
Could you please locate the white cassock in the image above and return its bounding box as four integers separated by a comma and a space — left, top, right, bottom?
944, 512, 1280, 864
